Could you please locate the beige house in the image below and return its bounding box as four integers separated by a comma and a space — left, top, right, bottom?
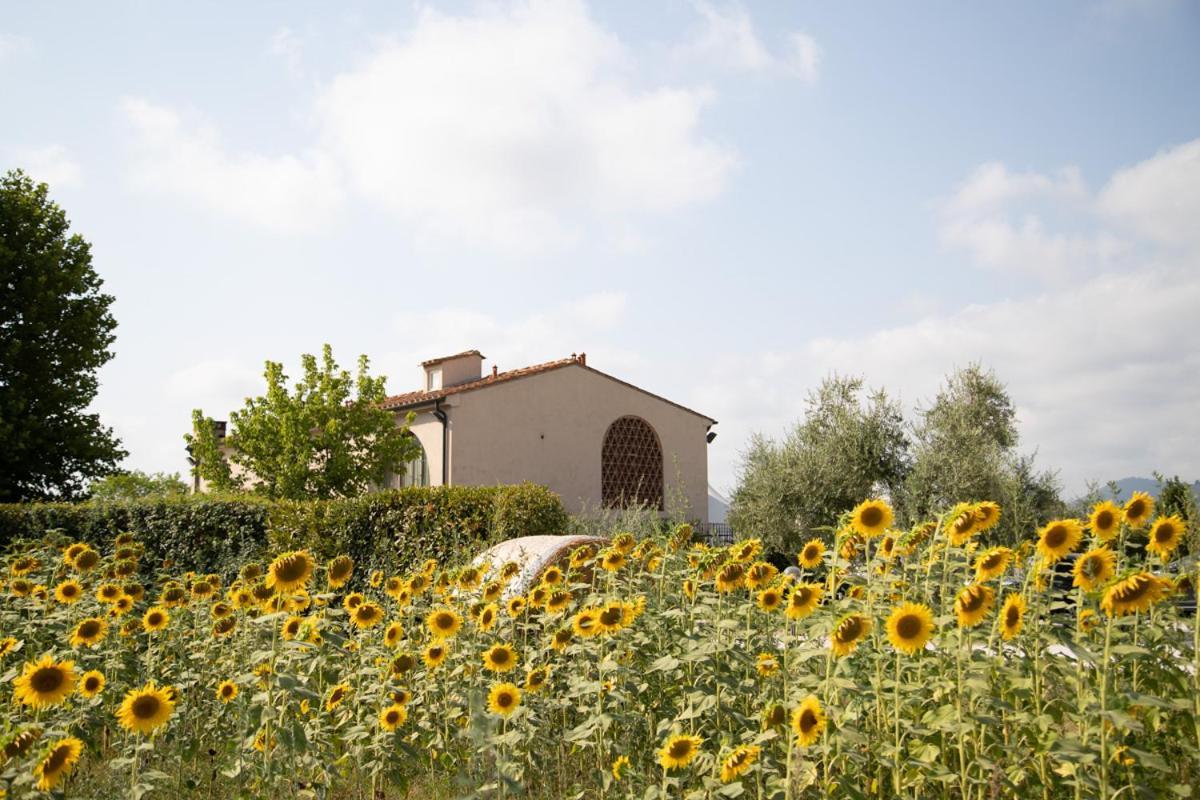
380, 350, 716, 523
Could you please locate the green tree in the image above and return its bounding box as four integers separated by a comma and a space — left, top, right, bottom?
729, 375, 910, 553
88, 470, 189, 501
901, 364, 1062, 544
1157, 474, 1198, 556
186, 345, 419, 500
0, 170, 125, 501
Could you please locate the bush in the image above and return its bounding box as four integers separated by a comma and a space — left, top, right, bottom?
0, 483, 567, 576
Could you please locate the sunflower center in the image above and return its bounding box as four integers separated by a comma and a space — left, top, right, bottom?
804, 545, 819, 560
600, 608, 623, 626
799, 710, 818, 733
79, 620, 101, 638
1118, 577, 1151, 602
491, 649, 511, 666
1097, 510, 1114, 529
31, 666, 65, 693
953, 514, 973, 534
860, 507, 884, 527
1155, 524, 1175, 542
497, 692, 514, 708
837, 618, 862, 641
274, 557, 308, 582
43, 746, 70, 774
85, 676, 101, 691
132, 695, 162, 719
961, 591, 985, 612
896, 614, 923, 640
669, 741, 693, 759
982, 553, 1003, 570
1044, 525, 1067, 548
1006, 606, 1020, 626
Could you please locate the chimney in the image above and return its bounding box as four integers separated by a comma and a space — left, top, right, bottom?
492, 365, 498, 378
420, 350, 485, 390
577, 352, 586, 367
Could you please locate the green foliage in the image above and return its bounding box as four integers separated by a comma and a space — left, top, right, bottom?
1158, 473, 1199, 555
728, 375, 909, 553
0, 169, 126, 501
186, 344, 420, 500
88, 470, 189, 501
0, 483, 566, 576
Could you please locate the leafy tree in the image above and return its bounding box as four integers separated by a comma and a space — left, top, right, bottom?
729, 375, 910, 553
186, 345, 419, 500
901, 364, 1062, 544
88, 470, 189, 501
0, 170, 125, 501
1157, 474, 1198, 556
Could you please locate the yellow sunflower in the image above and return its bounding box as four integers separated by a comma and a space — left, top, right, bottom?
945, 502, 979, 546
599, 549, 626, 573
423, 642, 448, 669
142, 606, 170, 633
390, 652, 417, 676
10, 555, 40, 576
974, 547, 1013, 582
217, 680, 238, 703
792, 695, 826, 746
212, 617, 237, 638
730, 538, 763, 562
830, 613, 872, 657
266, 550, 314, 593
597, 602, 628, 634
550, 628, 573, 651
116, 683, 175, 734
0, 636, 18, 657
850, 499, 893, 538
1073, 548, 1117, 592
745, 562, 779, 589
481, 581, 503, 603
426, 607, 463, 639
325, 683, 351, 712
350, 601, 384, 630
715, 562, 745, 593
478, 603, 499, 632
954, 584, 995, 628
71, 547, 100, 573
798, 539, 826, 569
658, 733, 703, 770
78, 670, 105, 698
33, 736, 82, 792
482, 643, 519, 673
763, 703, 788, 729
1078, 608, 1099, 634
383, 621, 404, 649
755, 653, 779, 677
379, 702, 408, 731
756, 587, 784, 613
1100, 572, 1170, 617
13, 655, 76, 709
524, 665, 550, 693
972, 501, 1002, 532
572, 609, 601, 638
369, 569, 384, 588
1088, 501, 1123, 542
999, 593, 1026, 640
720, 744, 761, 783
487, 682, 522, 717
1123, 491, 1154, 529
886, 602, 935, 655
506, 595, 529, 618
69, 617, 108, 648
785, 583, 823, 621
1147, 515, 1186, 560
612, 754, 630, 781
53, 580, 83, 605
326, 555, 354, 589
1036, 519, 1083, 564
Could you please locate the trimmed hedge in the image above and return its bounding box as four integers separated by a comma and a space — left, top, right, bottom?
0, 483, 567, 577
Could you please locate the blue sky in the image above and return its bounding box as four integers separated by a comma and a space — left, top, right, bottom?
3, 1, 1198, 497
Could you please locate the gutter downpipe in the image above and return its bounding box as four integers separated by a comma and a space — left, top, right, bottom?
433, 399, 449, 486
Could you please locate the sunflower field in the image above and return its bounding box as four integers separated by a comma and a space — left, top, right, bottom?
0, 494, 1197, 799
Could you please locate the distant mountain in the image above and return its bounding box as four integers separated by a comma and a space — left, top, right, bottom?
1090, 476, 1200, 502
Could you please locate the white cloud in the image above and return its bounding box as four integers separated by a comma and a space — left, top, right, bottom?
316, 1, 735, 253
1098, 138, 1200, 250
120, 97, 344, 232
675, 3, 820, 83
6, 144, 82, 187
268, 26, 304, 75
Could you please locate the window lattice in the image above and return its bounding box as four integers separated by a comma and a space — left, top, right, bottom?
601, 416, 663, 510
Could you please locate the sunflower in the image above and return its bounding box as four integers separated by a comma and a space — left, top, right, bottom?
1123, 491, 1154, 529
719, 743, 761, 783
973, 547, 1013, 583
368, 569, 384, 588
142, 606, 170, 633
482, 643, 518, 673
33, 736, 82, 792
11, 555, 40, 576
217, 680, 238, 703
252, 731, 276, 752
682, 579, 697, 600
524, 665, 550, 692
423, 643, 448, 669
325, 683, 351, 712
954, 584, 995, 628
886, 602, 935, 655
326, 555, 354, 589
538, 565, 564, 588
1073, 548, 1117, 592
350, 601, 384, 630
1147, 515, 1186, 560
715, 562, 746, 593
763, 703, 788, 729
456, 566, 482, 590
1087, 501, 1123, 542
71, 547, 100, 572
481, 581, 503, 603
794, 539, 825, 570
378, 702, 408, 731
945, 502, 979, 546
1036, 519, 1083, 564
755, 653, 779, 677
570, 544, 597, 568
572, 609, 601, 638
487, 682, 522, 717
658, 733, 703, 770
117, 683, 175, 734
599, 549, 626, 573
1078, 608, 1100, 633
478, 603, 499, 632
756, 587, 784, 613
831, 613, 871, 657
13, 655, 76, 708
9, 578, 33, 597
878, 534, 897, 560
408, 572, 431, 595
1101, 572, 1170, 617
190, 580, 215, 600
53, 580, 82, 605
850, 498, 893, 538
785, 583, 823, 621
159, 583, 187, 607
973, 501, 1002, 532
528, 584, 550, 608
550, 627, 573, 651
792, 695, 826, 746
0, 636, 17, 657
730, 538, 763, 562
78, 670, 105, 699
597, 602, 628, 634
266, 550, 314, 594
426, 608, 463, 639
67, 617, 107, 649
999, 593, 1026, 640
611, 531, 637, 554
612, 755, 630, 781
212, 617, 237, 638
390, 652, 417, 676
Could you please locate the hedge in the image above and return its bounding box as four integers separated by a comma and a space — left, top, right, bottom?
0, 483, 567, 578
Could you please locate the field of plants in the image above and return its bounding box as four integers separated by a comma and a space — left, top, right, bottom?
0, 495, 1197, 798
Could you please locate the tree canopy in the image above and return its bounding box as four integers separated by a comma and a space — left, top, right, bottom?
0, 169, 125, 501
186, 344, 420, 500
88, 470, 190, 501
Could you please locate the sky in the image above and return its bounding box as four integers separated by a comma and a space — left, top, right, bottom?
3, 0, 1199, 498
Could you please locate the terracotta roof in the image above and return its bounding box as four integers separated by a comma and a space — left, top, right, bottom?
420, 349, 485, 367
379, 354, 716, 423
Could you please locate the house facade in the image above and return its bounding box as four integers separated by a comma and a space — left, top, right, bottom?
380, 350, 716, 523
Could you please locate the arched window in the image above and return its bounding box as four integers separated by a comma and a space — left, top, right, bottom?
601, 416, 663, 510
383, 436, 429, 489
